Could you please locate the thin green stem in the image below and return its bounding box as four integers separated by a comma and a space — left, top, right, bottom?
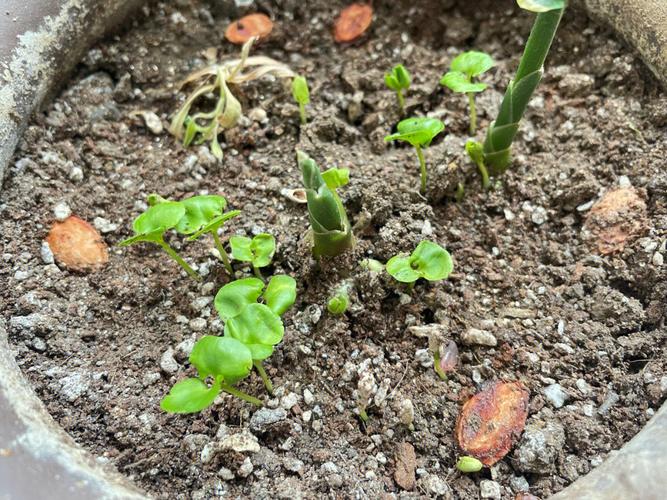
299, 103, 307, 125
397, 90, 405, 115
433, 351, 448, 381
477, 160, 490, 190
253, 360, 273, 395
415, 145, 427, 194
158, 240, 200, 280
407, 281, 415, 293
253, 266, 263, 280
455, 182, 465, 202
467, 93, 477, 135
358, 407, 369, 423
212, 231, 233, 274
220, 384, 263, 406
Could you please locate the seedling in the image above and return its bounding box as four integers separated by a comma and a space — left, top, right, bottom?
440, 51, 494, 134
230, 233, 276, 278
161, 336, 260, 412
386, 240, 453, 290
299, 151, 354, 257
215, 275, 297, 394
456, 456, 484, 473
169, 38, 294, 161
292, 75, 310, 124
465, 140, 490, 190
433, 339, 459, 381
385, 117, 445, 194
119, 202, 200, 280
384, 64, 411, 114
327, 282, 351, 315
482, 0, 565, 174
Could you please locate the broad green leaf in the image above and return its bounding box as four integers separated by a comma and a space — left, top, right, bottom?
189, 336, 253, 385
385, 117, 445, 148
292, 76, 310, 105
119, 202, 185, 246
230, 235, 254, 261
450, 51, 495, 77
224, 303, 284, 357
176, 195, 227, 235
386, 254, 422, 283
214, 277, 265, 321
188, 210, 241, 241
264, 275, 297, 316
517, 0, 565, 13
160, 377, 221, 414
321, 168, 350, 190
440, 71, 487, 93
250, 234, 276, 268
410, 241, 453, 281
244, 343, 274, 361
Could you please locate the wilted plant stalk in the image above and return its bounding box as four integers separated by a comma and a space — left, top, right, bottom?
483, 2, 565, 174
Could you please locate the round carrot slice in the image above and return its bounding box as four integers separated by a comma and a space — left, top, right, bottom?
225, 13, 273, 45
334, 4, 373, 43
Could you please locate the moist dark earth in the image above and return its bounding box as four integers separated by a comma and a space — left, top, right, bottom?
1, 0, 666, 498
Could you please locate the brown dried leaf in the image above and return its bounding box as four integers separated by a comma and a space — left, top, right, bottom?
46, 216, 109, 272
584, 187, 648, 255
393, 442, 416, 491
333, 4, 373, 43
225, 14, 273, 45
456, 381, 529, 466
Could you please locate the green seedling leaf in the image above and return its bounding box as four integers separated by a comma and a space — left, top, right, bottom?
440, 71, 487, 94
160, 377, 221, 414
215, 277, 265, 321
517, 0, 565, 12
321, 168, 350, 190
230, 233, 276, 268
187, 210, 241, 241
384, 117, 445, 148
189, 335, 253, 385
450, 51, 495, 77
384, 64, 411, 91
387, 240, 453, 283
327, 291, 349, 315
225, 303, 284, 360
119, 202, 185, 246
456, 456, 484, 473
175, 195, 227, 234
360, 258, 385, 273
264, 275, 297, 316
292, 76, 310, 105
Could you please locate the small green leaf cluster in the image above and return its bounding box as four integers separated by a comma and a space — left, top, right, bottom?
230, 233, 276, 278
456, 456, 484, 473
386, 241, 453, 284
327, 283, 351, 315
292, 75, 310, 125
384, 64, 411, 114
161, 274, 297, 413
385, 117, 445, 194
119, 194, 240, 279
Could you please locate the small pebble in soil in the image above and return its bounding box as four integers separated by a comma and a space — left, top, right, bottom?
280, 392, 299, 410
220, 430, 260, 453
598, 390, 620, 415
53, 201, 71, 221
93, 217, 118, 234
531, 206, 548, 225
249, 408, 287, 433
415, 349, 433, 368
217, 467, 235, 481
480, 479, 502, 499
142, 372, 161, 387
189, 318, 207, 332
515, 419, 566, 473
40, 241, 54, 264
543, 383, 569, 408
237, 457, 253, 478
69, 165, 84, 182
510, 475, 530, 493
421, 474, 450, 496
460, 327, 497, 347
160, 348, 179, 374
303, 388, 315, 405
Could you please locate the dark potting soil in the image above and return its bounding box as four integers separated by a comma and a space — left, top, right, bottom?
1, 0, 666, 498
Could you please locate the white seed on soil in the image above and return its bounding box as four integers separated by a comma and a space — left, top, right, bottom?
159, 348, 179, 374
543, 383, 569, 408
460, 328, 497, 347
40, 241, 54, 264
53, 201, 71, 221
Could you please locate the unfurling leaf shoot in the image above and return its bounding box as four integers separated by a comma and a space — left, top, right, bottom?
292, 75, 310, 124
230, 233, 276, 278
384, 64, 411, 114
386, 240, 453, 288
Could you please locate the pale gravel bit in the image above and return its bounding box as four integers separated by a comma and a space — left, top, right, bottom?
249, 408, 287, 433
58, 372, 89, 402
303, 388, 315, 405
503, 208, 515, 221
159, 347, 179, 374
189, 318, 207, 332
415, 348, 433, 368
554, 342, 575, 355
237, 457, 253, 478
14, 270, 30, 281
40, 241, 54, 264
142, 372, 161, 387
69, 165, 84, 182
53, 201, 71, 221
220, 430, 260, 453
420, 474, 450, 496
217, 467, 235, 481
531, 206, 548, 225
510, 476, 530, 492
480, 480, 502, 499
661, 376, 667, 394
191, 296, 212, 311
175, 336, 196, 362
653, 252, 664, 266
399, 399, 414, 428
280, 392, 300, 410
302, 410, 312, 422
576, 378, 592, 394
543, 383, 569, 408
421, 220, 433, 236
460, 327, 497, 347
312, 420, 323, 432
283, 457, 304, 474
93, 216, 118, 233
598, 390, 620, 415
373, 378, 391, 407
618, 175, 632, 188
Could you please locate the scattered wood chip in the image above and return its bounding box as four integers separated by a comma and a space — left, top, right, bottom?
394, 441, 416, 491
46, 216, 109, 272
333, 3, 373, 43
225, 13, 273, 44
456, 381, 529, 466
584, 187, 648, 255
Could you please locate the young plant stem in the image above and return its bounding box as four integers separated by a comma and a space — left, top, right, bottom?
220, 384, 263, 406
253, 266, 263, 280
358, 407, 369, 423
158, 240, 200, 280
415, 145, 427, 194
432, 351, 448, 381
455, 182, 465, 202
212, 231, 233, 274
253, 360, 273, 395
467, 93, 477, 135
299, 103, 307, 125
477, 161, 490, 190
396, 90, 405, 115
407, 281, 415, 293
